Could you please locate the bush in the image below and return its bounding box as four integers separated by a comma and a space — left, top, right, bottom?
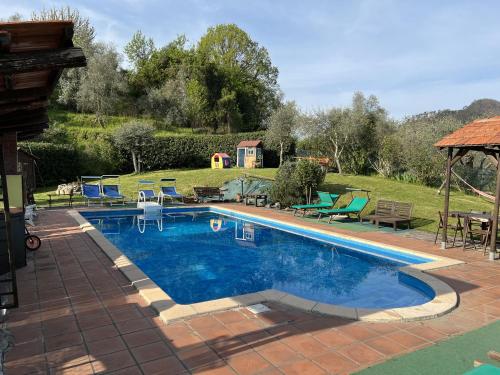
21, 142, 82, 186
270, 160, 326, 207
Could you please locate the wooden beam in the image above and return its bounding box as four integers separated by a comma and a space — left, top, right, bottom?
450, 148, 469, 167
0, 87, 49, 102
442, 147, 453, 248
490, 154, 500, 261
0, 100, 48, 116
0, 47, 86, 74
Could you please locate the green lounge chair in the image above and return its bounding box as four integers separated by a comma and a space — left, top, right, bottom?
317, 196, 369, 223
291, 192, 340, 216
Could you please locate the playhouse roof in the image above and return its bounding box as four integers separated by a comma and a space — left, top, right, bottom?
237, 140, 262, 148
213, 152, 230, 158
434, 116, 500, 148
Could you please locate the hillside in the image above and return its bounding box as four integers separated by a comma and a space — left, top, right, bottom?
410, 98, 500, 123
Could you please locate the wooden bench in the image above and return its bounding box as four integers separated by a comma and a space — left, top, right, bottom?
193, 187, 224, 203
364, 200, 413, 230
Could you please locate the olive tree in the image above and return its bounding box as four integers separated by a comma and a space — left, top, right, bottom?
76, 43, 127, 126
113, 122, 155, 173
265, 101, 299, 166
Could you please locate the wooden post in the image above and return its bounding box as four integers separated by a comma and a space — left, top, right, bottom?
442, 147, 453, 249
489, 153, 500, 261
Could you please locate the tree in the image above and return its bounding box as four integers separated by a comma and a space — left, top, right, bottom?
194, 24, 280, 133
76, 43, 127, 126
31, 6, 96, 109
124, 30, 155, 71
113, 122, 155, 173
265, 101, 299, 166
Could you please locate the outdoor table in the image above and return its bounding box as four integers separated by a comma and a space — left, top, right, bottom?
47, 192, 74, 208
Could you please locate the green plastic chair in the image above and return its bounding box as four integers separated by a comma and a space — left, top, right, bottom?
291, 192, 340, 216
317, 196, 369, 223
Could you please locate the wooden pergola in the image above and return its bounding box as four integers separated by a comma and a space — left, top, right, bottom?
0, 21, 86, 308
435, 116, 500, 261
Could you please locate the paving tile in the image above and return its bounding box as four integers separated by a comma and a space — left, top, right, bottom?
225, 319, 264, 335
312, 351, 359, 374
140, 356, 187, 375
108, 366, 143, 375
214, 310, 248, 324
4, 353, 47, 375
386, 330, 429, 349
365, 336, 407, 357
87, 336, 127, 356
130, 341, 173, 363
209, 337, 253, 359
226, 352, 273, 375
5, 338, 44, 361
257, 341, 303, 366
122, 328, 162, 348
339, 342, 385, 366
49, 362, 94, 374
115, 317, 152, 335
91, 349, 137, 374
192, 363, 237, 374
46, 345, 90, 369
45, 332, 84, 352
313, 329, 357, 349
83, 324, 120, 343
177, 344, 222, 370
406, 325, 447, 342
43, 316, 79, 337
337, 324, 378, 341
282, 334, 329, 357
280, 358, 327, 375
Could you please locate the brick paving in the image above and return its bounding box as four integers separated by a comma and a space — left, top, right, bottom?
4, 207, 500, 374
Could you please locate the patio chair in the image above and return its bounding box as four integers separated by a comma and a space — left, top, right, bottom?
159, 178, 184, 204
291, 192, 340, 216
434, 211, 464, 247
102, 184, 125, 206
316, 196, 369, 223
463, 215, 492, 254
82, 184, 103, 206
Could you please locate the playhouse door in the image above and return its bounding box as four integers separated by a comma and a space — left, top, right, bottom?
237, 148, 245, 167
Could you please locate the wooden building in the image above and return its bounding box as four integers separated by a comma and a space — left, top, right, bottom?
236, 140, 263, 168
0, 20, 86, 308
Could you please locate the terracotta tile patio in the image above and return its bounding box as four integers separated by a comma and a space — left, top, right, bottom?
4, 207, 500, 374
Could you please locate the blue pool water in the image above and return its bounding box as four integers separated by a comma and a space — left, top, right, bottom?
83, 209, 434, 308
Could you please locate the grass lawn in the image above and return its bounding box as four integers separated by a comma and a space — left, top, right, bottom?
356, 320, 500, 375
34, 169, 493, 233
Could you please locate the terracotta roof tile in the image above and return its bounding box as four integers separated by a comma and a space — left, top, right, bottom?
434, 116, 500, 148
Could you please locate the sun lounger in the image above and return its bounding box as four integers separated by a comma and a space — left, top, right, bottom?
82, 184, 103, 206
291, 192, 340, 216
159, 178, 184, 204
137, 180, 157, 201
102, 184, 125, 206
317, 196, 369, 223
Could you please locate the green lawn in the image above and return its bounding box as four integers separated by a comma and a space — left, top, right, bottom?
34, 169, 493, 233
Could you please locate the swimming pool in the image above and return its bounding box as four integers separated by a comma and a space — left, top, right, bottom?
82, 207, 436, 309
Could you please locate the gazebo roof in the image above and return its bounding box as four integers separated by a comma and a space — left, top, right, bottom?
0, 21, 86, 139
435, 116, 500, 149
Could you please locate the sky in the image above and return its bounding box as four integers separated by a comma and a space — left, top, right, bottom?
4, 0, 500, 119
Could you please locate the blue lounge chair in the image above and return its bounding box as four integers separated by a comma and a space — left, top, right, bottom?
101, 175, 125, 206
291, 192, 340, 216
159, 178, 184, 204
137, 179, 157, 201
317, 196, 369, 223
82, 184, 102, 206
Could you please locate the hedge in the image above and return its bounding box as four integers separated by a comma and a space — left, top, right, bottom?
23, 132, 293, 186
20, 142, 82, 186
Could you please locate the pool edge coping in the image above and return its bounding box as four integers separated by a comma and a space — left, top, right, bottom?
68, 206, 461, 323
